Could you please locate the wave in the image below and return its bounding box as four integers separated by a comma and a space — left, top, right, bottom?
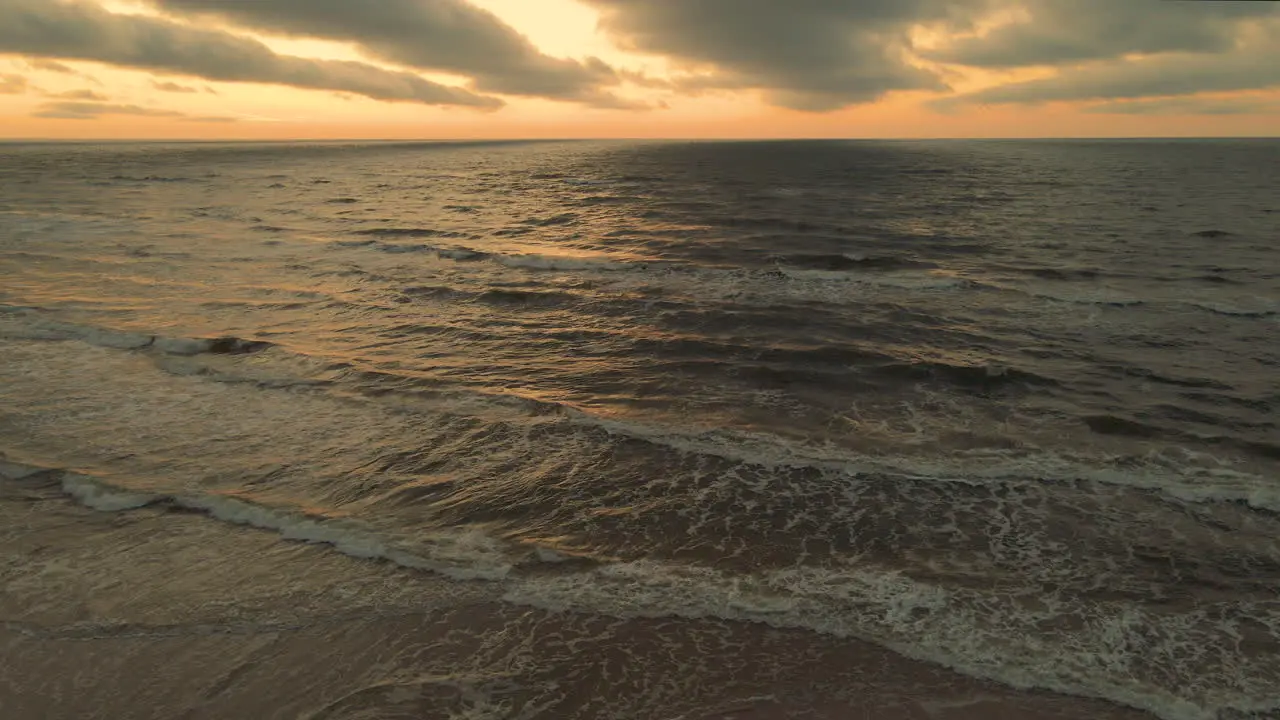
1185, 301, 1277, 319
771, 253, 935, 272
3, 457, 1275, 720
108, 175, 200, 184
331, 238, 632, 271
621, 336, 1056, 393
7, 308, 1273, 516
352, 227, 468, 239
506, 563, 1270, 720
559, 410, 1280, 515
0, 311, 273, 357
495, 253, 631, 272
324, 234, 992, 300
1029, 289, 1146, 307
0, 460, 518, 581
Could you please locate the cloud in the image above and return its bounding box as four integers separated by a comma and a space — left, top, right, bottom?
930, 0, 1277, 69
932, 1, 1280, 108
25, 58, 75, 73
182, 115, 238, 123
0, 73, 29, 94
578, 0, 992, 112
34, 101, 182, 119
22, 55, 101, 84
32, 99, 236, 121
144, 0, 630, 106
1084, 95, 1280, 116
48, 88, 109, 101
0, 0, 501, 109
152, 80, 199, 93
943, 30, 1280, 106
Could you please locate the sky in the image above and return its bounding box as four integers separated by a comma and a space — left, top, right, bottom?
1, 0, 1278, 139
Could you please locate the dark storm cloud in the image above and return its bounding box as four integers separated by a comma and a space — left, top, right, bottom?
579, 0, 1279, 111
0, 0, 501, 109
930, 0, 1277, 68
579, 0, 994, 111
945, 34, 1280, 106
32, 99, 237, 121
934, 0, 1280, 107
144, 0, 632, 107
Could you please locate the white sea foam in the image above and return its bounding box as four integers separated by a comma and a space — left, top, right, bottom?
61, 473, 158, 511
1, 459, 516, 582
5, 305, 1274, 517
1185, 299, 1278, 318
0, 310, 276, 360
504, 562, 1271, 720
564, 409, 1280, 513
3, 458, 1275, 720
179, 493, 515, 581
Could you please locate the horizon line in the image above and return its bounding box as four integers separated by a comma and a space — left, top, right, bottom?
2, 135, 1278, 144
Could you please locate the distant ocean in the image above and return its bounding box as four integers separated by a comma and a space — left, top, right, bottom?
1, 139, 1277, 720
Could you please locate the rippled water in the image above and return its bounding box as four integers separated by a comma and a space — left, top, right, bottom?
1, 139, 1278, 720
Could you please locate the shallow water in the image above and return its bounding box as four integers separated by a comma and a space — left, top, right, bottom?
1, 139, 1278, 719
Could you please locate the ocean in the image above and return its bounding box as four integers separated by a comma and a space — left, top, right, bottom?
0, 139, 1277, 720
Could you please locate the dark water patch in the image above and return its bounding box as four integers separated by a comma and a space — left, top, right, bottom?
523, 213, 579, 227
473, 289, 581, 308
730, 363, 871, 391
201, 337, 276, 355
377, 244, 439, 255
437, 247, 490, 262
1241, 441, 1280, 461
326, 198, 360, 205
1148, 404, 1266, 432
354, 228, 458, 239
400, 285, 466, 302
1110, 366, 1234, 390
773, 253, 934, 272
1179, 392, 1272, 415
1188, 303, 1276, 319
266, 182, 287, 189
576, 195, 642, 206
1197, 275, 1241, 285
1192, 230, 1234, 239
443, 205, 478, 213
251, 224, 288, 233
705, 215, 832, 233
1027, 267, 1102, 281
1084, 415, 1167, 439
878, 359, 1058, 393
494, 227, 534, 237
624, 336, 757, 362
109, 175, 198, 183
647, 200, 724, 213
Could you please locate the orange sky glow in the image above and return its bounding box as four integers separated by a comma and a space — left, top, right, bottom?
1, 0, 1277, 140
